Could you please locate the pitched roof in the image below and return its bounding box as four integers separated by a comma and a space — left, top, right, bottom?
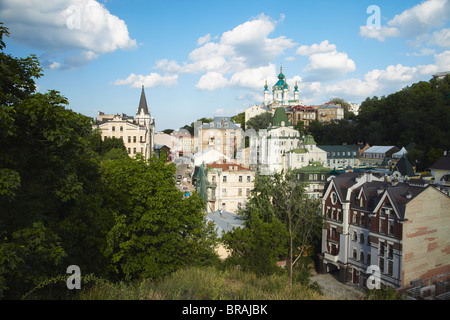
429, 155, 450, 170
272, 107, 290, 127
207, 162, 252, 172
394, 156, 416, 177
137, 85, 149, 115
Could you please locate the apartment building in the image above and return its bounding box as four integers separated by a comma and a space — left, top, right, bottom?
195, 161, 255, 213
319, 172, 450, 292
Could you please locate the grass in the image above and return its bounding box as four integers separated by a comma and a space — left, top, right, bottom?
75, 266, 328, 300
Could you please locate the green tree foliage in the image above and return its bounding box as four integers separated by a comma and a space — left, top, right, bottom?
245, 112, 273, 131
231, 112, 245, 130
357, 76, 450, 170
102, 155, 218, 282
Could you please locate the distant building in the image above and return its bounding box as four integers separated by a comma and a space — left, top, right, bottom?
317, 103, 344, 123
286, 105, 317, 127
361, 145, 400, 167
286, 135, 327, 170
94, 85, 155, 160
196, 116, 242, 160
252, 107, 303, 174
319, 172, 450, 294
319, 145, 361, 170
294, 162, 333, 199
429, 153, 450, 190
195, 161, 255, 213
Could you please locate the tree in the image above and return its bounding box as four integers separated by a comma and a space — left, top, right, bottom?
0, 25, 113, 298
224, 170, 322, 287
246, 112, 273, 131
267, 170, 322, 288
231, 112, 245, 131
102, 154, 218, 281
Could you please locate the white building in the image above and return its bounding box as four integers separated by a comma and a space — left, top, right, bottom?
286, 135, 327, 170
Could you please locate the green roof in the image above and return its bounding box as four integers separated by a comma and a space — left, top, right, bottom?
290, 148, 308, 154
272, 107, 290, 127
303, 135, 316, 145
295, 163, 333, 174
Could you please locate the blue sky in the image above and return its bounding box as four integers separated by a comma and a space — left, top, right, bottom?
1, 0, 449, 131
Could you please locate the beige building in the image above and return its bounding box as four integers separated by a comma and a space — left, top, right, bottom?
95, 86, 155, 160
197, 161, 255, 213
317, 103, 344, 123
196, 117, 243, 160
319, 172, 450, 296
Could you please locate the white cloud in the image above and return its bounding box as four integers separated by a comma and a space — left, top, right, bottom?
0, 0, 137, 69
429, 28, 450, 47
113, 73, 178, 88
195, 72, 229, 91
296, 41, 356, 81
296, 40, 336, 55
153, 14, 295, 90
197, 33, 212, 46
359, 26, 401, 42
229, 64, 277, 89
49, 61, 61, 70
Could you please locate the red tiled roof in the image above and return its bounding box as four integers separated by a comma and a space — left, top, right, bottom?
207, 162, 250, 172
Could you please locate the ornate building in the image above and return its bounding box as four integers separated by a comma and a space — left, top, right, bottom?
94, 85, 155, 160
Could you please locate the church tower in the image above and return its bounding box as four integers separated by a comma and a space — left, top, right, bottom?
272, 67, 290, 105
135, 85, 155, 160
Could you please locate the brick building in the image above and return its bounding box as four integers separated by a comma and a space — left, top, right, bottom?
319, 172, 450, 293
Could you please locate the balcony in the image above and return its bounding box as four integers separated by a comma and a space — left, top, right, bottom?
324, 253, 339, 263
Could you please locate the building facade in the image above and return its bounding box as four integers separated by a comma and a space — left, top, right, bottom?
196, 117, 242, 160
196, 161, 255, 213
94, 85, 155, 160
319, 172, 450, 292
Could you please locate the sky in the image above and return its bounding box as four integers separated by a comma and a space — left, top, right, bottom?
1, 0, 450, 131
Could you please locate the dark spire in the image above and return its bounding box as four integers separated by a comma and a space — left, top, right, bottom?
137, 85, 149, 115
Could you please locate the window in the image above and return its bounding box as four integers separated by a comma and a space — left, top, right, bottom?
239, 176, 243, 182
247, 176, 251, 182
353, 249, 357, 259
133, 147, 136, 154
238, 188, 242, 196
353, 231, 358, 241
360, 233, 365, 244
222, 188, 227, 196
360, 251, 365, 262
223, 176, 227, 183
120, 126, 123, 132
212, 175, 216, 182
388, 216, 395, 235
388, 244, 394, 259
352, 212, 357, 224
388, 260, 393, 276
237, 202, 242, 210
246, 188, 250, 196
379, 242, 385, 256
128, 136, 131, 143
379, 257, 385, 273
127, 148, 131, 154
112, 126, 115, 131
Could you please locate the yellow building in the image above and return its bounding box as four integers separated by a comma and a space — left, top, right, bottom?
94, 86, 155, 160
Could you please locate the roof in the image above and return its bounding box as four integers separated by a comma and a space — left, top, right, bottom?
137, 85, 149, 115
303, 134, 317, 145
295, 163, 333, 174
207, 162, 253, 172
394, 156, 416, 177
430, 154, 450, 170
201, 117, 240, 129
319, 145, 358, 157
364, 145, 397, 154
272, 107, 290, 127
392, 147, 407, 159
